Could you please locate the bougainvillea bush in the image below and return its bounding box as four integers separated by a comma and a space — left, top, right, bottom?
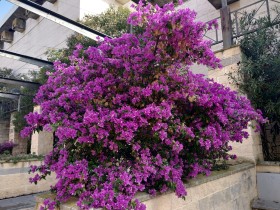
22, 2, 264, 210
0, 141, 16, 155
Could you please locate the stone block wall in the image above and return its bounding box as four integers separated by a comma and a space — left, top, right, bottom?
209, 46, 264, 163
31, 106, 53, 155
0, 160, 56, 199
9, 112, 28, 155
0, 119, 10, 144
35, 162, 257, 210
141, 163, 257, 210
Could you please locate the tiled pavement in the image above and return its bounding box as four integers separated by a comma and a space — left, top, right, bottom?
0, 194, 38, 210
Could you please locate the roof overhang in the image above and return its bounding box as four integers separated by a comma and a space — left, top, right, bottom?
0, 0, 46, 34
131, 0, 173, 7
208, 0, 240, 9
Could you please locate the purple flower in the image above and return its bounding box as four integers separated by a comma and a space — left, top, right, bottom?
23, 1, 264, 209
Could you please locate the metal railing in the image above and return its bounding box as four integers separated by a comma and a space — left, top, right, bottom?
204, 0, 280, 47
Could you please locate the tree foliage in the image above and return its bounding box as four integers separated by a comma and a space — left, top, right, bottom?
0, 68, 36, 135
47, 6, 130, 62
34, 6, 130, 85
231, 10, 280, 160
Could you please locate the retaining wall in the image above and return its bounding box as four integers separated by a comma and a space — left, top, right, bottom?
210, 46, 264, 163
0, 159, 56, 199
35, 162, 257, 210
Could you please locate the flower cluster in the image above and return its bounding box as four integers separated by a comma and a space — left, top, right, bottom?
0, 141, 16, 155
22, 2, 264, 210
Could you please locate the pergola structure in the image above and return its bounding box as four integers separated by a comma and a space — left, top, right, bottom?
0, 77, 40, 119
0, 0, 112, 118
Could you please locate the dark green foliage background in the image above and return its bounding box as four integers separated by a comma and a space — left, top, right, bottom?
231, 10, 280, 160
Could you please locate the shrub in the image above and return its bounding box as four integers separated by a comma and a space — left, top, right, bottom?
22, 2, 264, 210
230, 9, 280, 161
0, 141, 16, 155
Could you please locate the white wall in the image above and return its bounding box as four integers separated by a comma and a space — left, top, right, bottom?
79, 0, 134, 19
0, 0, 80, 74
80, 0, 120, 19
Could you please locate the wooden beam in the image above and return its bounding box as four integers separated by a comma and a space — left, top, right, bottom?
207, 0, 239, 9
220, 6, 233, 48
46, 0, 57, 3
221, 0, 228, 7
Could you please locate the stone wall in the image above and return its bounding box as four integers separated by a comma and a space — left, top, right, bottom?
0, 160, 56, 199
0, 119, 10, 144
31, 106, 53, 155
209, 46, 264, 163
35, 162, 257, 210
9, 112, 28, 155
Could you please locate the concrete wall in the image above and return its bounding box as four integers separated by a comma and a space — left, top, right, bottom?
256, 162, 280, 203
0, 160, 56, 199
257, 173, 280, 203
0, 0, 81, 74
35, 162, 257, 210
0, 119, 10, 144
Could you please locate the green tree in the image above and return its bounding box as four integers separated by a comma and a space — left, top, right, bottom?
231, 10, 280, 160
47, 6, 130, 63
34, 6, 130, 85
10, 6, 131, 138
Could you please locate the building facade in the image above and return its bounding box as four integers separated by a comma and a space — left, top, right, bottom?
0, 0, 133, 74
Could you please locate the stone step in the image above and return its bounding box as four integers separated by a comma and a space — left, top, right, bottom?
252, 198, 280, 210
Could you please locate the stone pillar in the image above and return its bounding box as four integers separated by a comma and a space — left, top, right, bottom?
31, 106, 53, 155
209, 46, 264, 163
9, 112, 28, 155
0, 119, 10, 144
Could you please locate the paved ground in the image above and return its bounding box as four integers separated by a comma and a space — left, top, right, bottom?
0, 194, 38, 210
